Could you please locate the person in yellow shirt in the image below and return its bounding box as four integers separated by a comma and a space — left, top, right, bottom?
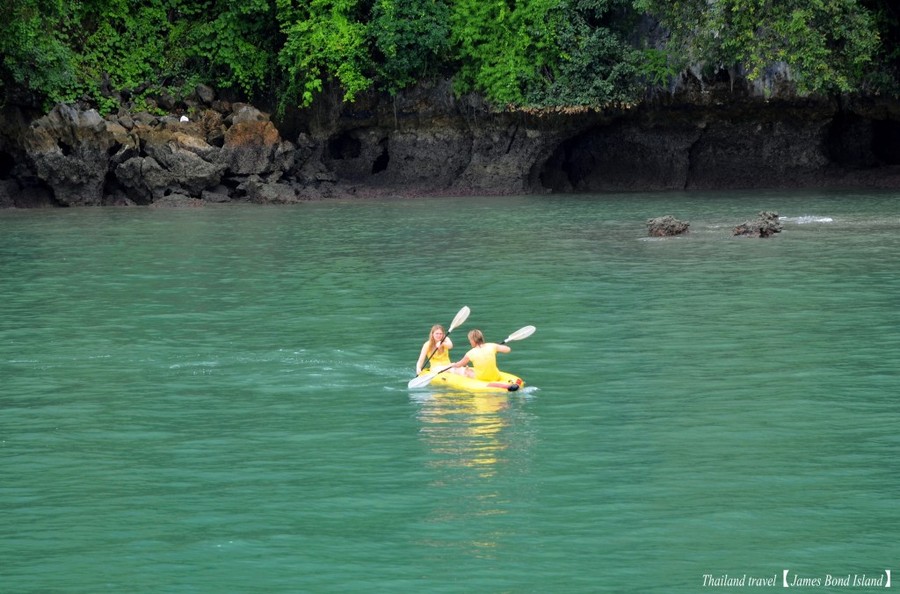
416, 324, 453, 375
451, 329, 511, 381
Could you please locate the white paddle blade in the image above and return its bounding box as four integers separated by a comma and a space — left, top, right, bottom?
449, 306, 470, 332
408, 364, 454, 389
503, 325, 536, 344
407, 374, 432, 389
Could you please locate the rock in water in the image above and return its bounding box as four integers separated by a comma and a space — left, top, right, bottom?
647, 215, 690, 237
733, 211, 783, 237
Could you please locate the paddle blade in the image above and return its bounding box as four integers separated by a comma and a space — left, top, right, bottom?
408, 364, 453, 389
448, 306, 470, 332
407, 374, 433, 389
502, 325, 536, 344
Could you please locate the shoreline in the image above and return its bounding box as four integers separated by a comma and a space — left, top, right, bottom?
2, 86, 900, 208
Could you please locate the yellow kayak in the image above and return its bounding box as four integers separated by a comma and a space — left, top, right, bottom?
420, 368, 524, 392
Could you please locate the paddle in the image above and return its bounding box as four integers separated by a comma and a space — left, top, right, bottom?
419, 306, 470, 371
500, 325, 535, 344
407, 325, 536, 389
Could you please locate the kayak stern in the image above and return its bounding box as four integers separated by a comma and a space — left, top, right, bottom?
422, 368, 524, 392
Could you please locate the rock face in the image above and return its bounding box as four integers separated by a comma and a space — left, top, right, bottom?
22, 104, 128, 206
2, 100, 303, 207
115, 127, 227, 203
1, 75, 899, 207
220, 104, 291, 176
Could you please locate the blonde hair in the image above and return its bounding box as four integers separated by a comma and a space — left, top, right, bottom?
428, 324, 447, 350
468, 329, 485, 345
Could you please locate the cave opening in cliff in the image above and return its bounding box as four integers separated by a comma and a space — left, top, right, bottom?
0, 150, 13, 179
872, 119, 900, 165
327, 133, 361, 160
537, 137, 579, 192
826, 112, 884, 168
371, 138, 389, 174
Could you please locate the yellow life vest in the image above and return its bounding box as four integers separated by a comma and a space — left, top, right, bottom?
429, 345, 451, 367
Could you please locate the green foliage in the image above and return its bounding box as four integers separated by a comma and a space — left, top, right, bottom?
638, 0, 881, 94
370, 0, 451, 94
638, 48, 677, 88
450, 0, 561, 105
1, 0, 282, 111
526, 0, 643, 107
185, 0, 280, 98
1, 0, 896, 113
75, 1, 175, 93
276, 0, 372, 108
859, 0, 900, 93
446, 0, 644, 108
0, 0, 78, 108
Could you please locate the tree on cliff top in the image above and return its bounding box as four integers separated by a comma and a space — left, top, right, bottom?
449, 0, 642, 108
0, 0, 896, 114
0, 0, 281, 111
0, 0, 77, 107
636, 0, 883, 95
369, 0, 452, 95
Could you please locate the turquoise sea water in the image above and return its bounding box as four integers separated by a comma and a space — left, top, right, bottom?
2, 191, 899, 593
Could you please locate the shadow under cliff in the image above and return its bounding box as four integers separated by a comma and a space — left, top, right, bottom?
2, 76, 900, 208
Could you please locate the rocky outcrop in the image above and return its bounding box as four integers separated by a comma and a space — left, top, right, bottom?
647, 215, 690, 237
1, 99, 307, 207
221, 104, 293, 176
22, 104, 130, 206
1, 74, 899, 208
733, 211, 783, 237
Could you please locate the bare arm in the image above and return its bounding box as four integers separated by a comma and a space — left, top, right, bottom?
452, 355, 471, 368
415, 341, 430, 374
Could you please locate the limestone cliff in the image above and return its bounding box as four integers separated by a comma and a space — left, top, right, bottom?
1, 75, 898, 208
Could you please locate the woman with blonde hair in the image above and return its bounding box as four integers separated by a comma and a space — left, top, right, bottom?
415, 324, 454, 375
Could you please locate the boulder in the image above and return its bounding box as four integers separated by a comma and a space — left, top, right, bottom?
23, 104, 129, 205
201, 187, 232, 203
647, 215, 690, 237
733, 211, 783, 237
238, 175, 303, 204
220, 105, 294, 175
194, 84, 216, 106
150, 193, 204, 208
113, 126, 226, 201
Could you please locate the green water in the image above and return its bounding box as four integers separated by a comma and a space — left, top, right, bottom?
2, 191, 898, 593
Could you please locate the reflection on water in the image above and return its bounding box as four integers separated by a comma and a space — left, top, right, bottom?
411, 390, 536, 559
416, 391, 511, 476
